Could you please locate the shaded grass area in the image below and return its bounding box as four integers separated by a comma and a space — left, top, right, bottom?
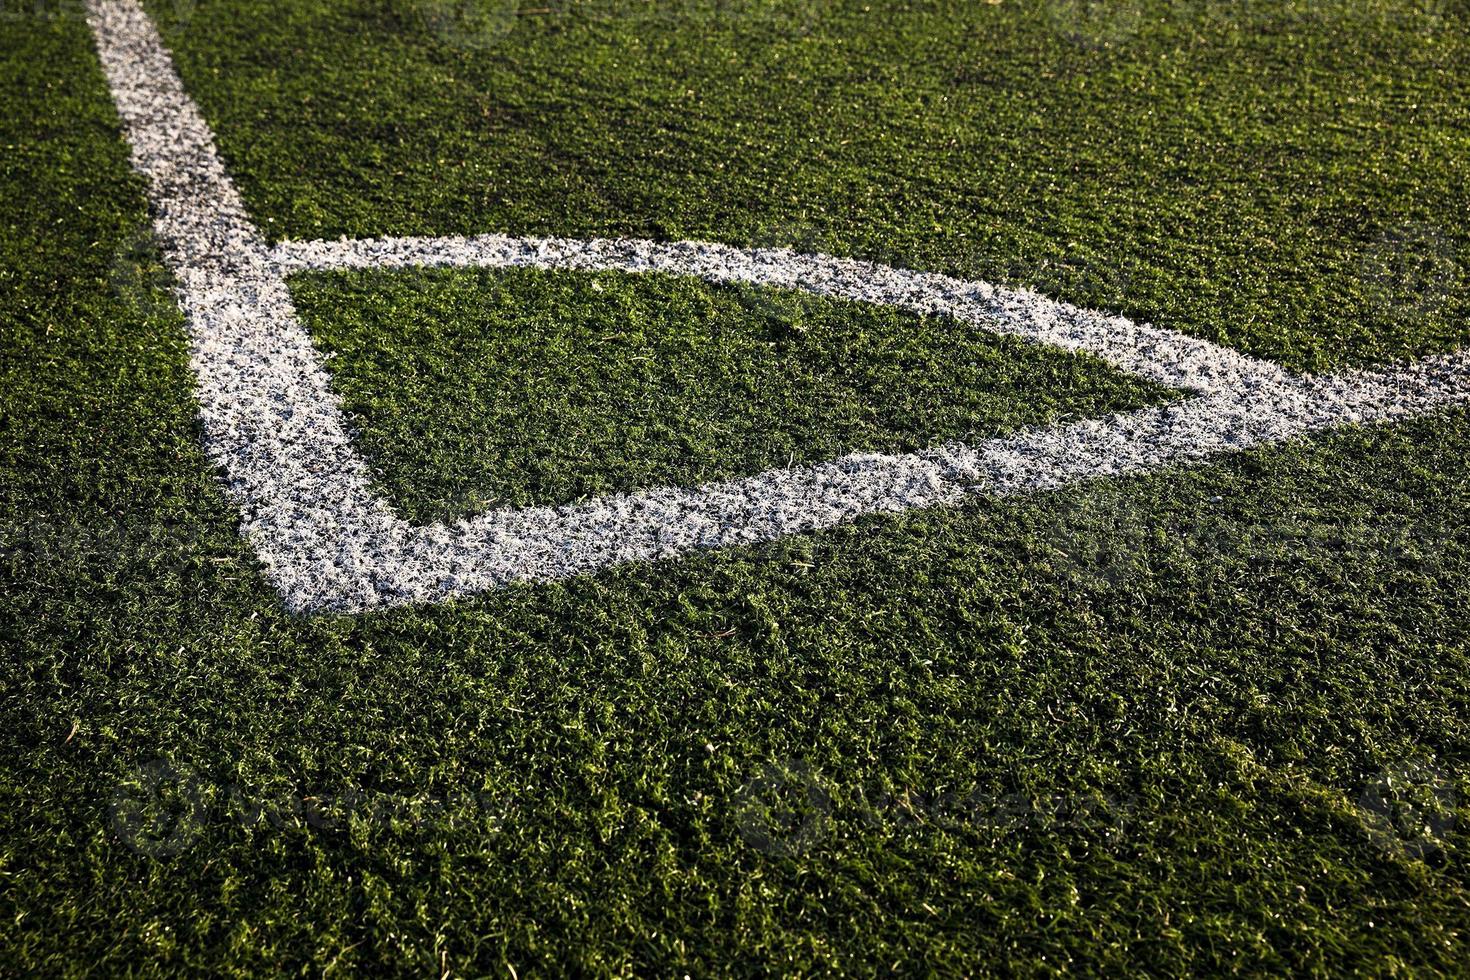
5, 9, 1470, 976
291, 265, 1168, 520
143, 0, 1470, 371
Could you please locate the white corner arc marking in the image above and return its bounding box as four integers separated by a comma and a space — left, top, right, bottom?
86, 0, 1470, 613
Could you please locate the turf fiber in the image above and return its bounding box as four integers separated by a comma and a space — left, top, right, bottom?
149, 0, 1470, 372
4, 1, 1470, 975
290, 265, 1168, 519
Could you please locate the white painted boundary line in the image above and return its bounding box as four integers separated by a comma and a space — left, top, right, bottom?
87, 0, 1470, 614
269, 235, 1294, 395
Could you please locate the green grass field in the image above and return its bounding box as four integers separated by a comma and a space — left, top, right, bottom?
292, 265, 1168, 519
4, 0, 1470, 974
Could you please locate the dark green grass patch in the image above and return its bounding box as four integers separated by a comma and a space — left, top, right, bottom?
5, 4, 1470, 977
144, 0, 1470, 371
292, 265, 1168, 519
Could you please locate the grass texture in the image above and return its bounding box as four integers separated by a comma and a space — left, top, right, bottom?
3, 2, 1470, 975
145, 0, 1470, 372
291, 266, 1166, 519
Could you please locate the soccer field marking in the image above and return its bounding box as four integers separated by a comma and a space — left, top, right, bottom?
86, 0, 1470, 614
269, 234, 1293, 396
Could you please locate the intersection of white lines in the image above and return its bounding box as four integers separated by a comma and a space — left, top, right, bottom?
87, 0, 1470, 613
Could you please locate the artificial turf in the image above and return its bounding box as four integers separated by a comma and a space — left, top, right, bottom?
290, 265, 1168, 519
4, 1, 1470, 976
145, 0, 1470, 373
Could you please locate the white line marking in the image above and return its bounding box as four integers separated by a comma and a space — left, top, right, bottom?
269, 234, 1295, 395
86, 0, 1470, 613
